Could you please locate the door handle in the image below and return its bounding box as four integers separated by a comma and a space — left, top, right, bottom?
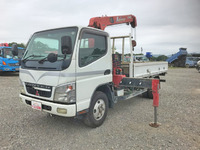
104, 69, 111, 75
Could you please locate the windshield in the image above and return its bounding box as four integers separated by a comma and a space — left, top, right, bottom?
24, 27, 78, 61
21, 27, 78, 71
2, 48, 17, 59
187, 57, 199, 61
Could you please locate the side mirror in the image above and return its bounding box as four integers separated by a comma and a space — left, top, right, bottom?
61, 36, 72, 54
47, 53, 57, 63
12, 44, 18, 56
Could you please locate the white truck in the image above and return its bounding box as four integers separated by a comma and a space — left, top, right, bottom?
12, 15, 168, 127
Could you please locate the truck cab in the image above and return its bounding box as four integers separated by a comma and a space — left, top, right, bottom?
16, 26, 112, 126
0, 46, 24, 72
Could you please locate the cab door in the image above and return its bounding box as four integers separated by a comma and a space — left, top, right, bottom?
76, 28, 112, 112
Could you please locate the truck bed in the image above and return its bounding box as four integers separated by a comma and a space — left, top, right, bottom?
122, 61, 168, 78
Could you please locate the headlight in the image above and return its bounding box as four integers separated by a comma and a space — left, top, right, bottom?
19, 79, 25, 94
54, 82, 76, 103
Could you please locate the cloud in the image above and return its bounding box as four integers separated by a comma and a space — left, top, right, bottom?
0, 0, 200, 54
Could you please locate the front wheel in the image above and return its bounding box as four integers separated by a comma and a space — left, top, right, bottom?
84, 91, 108, 128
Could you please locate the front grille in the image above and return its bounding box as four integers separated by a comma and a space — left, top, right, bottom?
25, 82, 52, 98
8, 63, 19, 66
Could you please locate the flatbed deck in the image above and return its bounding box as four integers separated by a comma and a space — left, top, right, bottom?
122, 61, 168, 77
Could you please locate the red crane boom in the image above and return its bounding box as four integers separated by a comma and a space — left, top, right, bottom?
88, 14, 137, 30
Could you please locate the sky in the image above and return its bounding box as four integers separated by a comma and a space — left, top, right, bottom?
1, 0, 200, 55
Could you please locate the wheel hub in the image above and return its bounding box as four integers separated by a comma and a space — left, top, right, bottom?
93, 99, 105, 120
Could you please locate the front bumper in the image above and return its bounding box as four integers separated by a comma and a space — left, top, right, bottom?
20, 94, 76, 117
0, 66, 19, 71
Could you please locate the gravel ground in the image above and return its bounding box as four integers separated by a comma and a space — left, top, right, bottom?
0, 68, 200, 150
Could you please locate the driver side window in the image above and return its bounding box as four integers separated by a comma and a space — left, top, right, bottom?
79, 32, 107, 67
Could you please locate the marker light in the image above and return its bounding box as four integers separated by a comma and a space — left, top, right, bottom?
2, 61, 6, 65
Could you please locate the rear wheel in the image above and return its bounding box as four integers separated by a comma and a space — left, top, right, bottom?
147, 89, 153, 99
142, 76, 159, 99
142, 89, 153, 99
84, 91, 108, 128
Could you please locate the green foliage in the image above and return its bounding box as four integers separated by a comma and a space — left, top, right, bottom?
8, 42, 26, 48
124, 53, 144, 57
124, 53, 131, 56
156, 55, 168, 61
150, 56, 157, 61
149, 55, 168, 61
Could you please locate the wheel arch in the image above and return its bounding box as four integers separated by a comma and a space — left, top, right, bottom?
91, 83, 114, 108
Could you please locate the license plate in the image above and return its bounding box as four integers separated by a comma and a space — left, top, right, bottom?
31, 101, 42, 111
15, 68, 19, 71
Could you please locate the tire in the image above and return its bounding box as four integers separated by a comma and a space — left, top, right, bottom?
142, 89, 153, 99
142, 91, 148, 98
84, 91, 108, 128
147, 76, 160, 99
143, 76, 159, 99
147, 89, 153, 99
185, 64, 190, 68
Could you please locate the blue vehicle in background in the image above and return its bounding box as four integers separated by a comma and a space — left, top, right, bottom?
185, 57, 200, 68
0, 43, 25, 72
167, 47, 200, 67
166, 48, 188, 67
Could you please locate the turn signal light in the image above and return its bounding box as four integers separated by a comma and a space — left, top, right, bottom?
2, 61, 6, 65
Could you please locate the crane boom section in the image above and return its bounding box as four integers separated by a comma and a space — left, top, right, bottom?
88, 14, 137, 30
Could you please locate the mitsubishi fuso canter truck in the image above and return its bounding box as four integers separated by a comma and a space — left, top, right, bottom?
12, 15, 167, 127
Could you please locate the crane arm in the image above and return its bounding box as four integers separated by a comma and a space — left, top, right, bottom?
88, 14, 137, 30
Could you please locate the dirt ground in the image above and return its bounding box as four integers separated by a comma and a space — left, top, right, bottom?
0, 68, 200, 150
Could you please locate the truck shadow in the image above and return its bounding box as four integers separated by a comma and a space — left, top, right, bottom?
109, 95, 150, 112
43, 113, 89, 129
26, 95, 152, 133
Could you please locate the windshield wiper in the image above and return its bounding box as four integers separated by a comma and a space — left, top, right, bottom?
38, 56, 48, 64
22, 55, 43, 63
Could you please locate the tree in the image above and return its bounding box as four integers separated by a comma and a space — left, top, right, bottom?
156, 55, 168, 61
8, 42, 26, 48
150, 56, 157, 61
